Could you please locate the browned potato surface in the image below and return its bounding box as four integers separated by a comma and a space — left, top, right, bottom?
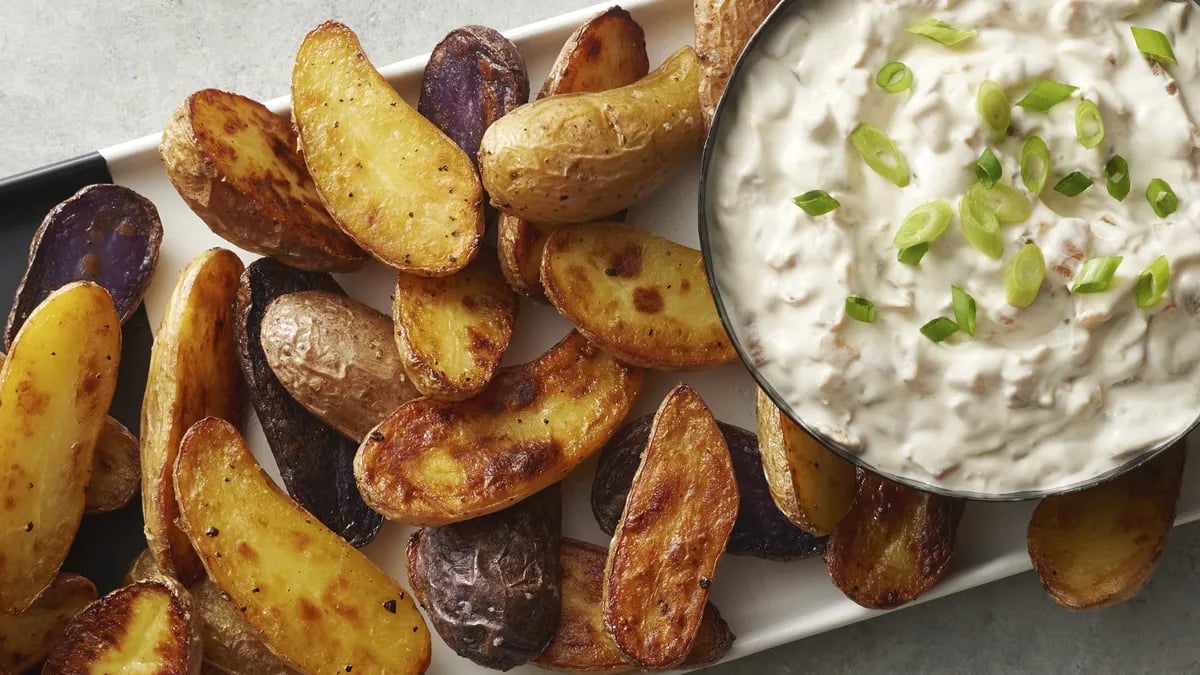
141, 248, 244, 586
85, 418, 140, 515
356, 331, 644, 526
755, 388, 855, 535
393, 254, 518, 400
542, 223, 735, 369
0, 282, 121, 614
602, 385, 738, 670
826, 472, 965, 610
1028, 444, 1186, 610
693, 0, 776, 124
260, 290, 419, 440
161, 88, 367, 272
292, 21, 483, 275
174, 418, 430, 674
0, 574, 97, 674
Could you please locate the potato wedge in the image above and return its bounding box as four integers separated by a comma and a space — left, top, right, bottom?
0, 282, 121, 613
4, 184, 162, 348
261, 290, 419, 439
356, 330, 644, 525
42, 579, 201, 675
480, 46, 704, 225
85, 417, 140, 515
826, 472, 965, 610
174, 417, 430, 674
541, 223, 735, 369
126, 550, 298, 675
234, 259, 382, 546
1028, 443, 1186, 610
292, 21, 483, 275
0, 574, 97, 674
393, 254, 518, 400
161, 88, 366, 273
755, 389, 855, 536
693, 0, 776, 125
141, 248, 245, 585
602, 385, 738, 670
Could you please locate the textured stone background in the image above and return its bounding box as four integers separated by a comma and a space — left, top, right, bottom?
3, 1, 1198, 673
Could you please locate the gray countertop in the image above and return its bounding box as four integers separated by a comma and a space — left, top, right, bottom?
4, 2, 1199, 673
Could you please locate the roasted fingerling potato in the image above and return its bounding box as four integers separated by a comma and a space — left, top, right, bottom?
1028, 443, 1186, 610
542, 223, 736, 369
393, 254, 518, 400
603, 385, 738, 670
0, 282, 121, 614
356, 330, 644, 526
161, 88, 367, 273
826, 472, 965, 610
0, 574, 97, 674
292, 21, 484, 275
479, 46, 704, 225
85, 417, 141, 515
174, 417, 430, 674
261, 290, 419, 440
693, 0, 777, 125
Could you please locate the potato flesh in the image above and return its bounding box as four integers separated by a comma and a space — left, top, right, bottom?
1028, 444, 1185, 610
292, 21, 483, 275
175, 418, 430, 674
603, 385, 738, 670
0, 282, 121, 613
542, 223, 735, 369
355, 331, 644, 525
0, 574, 97, 674
141, 248, 245, 585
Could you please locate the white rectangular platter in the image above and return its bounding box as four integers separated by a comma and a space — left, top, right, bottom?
93, 0, 1200, 671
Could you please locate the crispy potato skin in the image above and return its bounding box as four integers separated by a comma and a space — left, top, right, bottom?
602, 385, 738, 670
693, 0, 776, 125
541, 223, 736, 369
85, 417, 141, 515
43, 579, 202, 675
5, 184, 162, 348
141, 248, 245, 586
755, 389, 856, 536
292, 21, 483, 275
393, 254, 518, 401
0, 574, 97, 674
261, 291, 419, 439
161, 89, 366, 273
356, 331, 644, 525
1028, 444, 1186, 610
479, 46, 704, 225
0, 282, 121, 613
826, 472, 965, 610
174, 418, 430, 674
406, 486, 561, 670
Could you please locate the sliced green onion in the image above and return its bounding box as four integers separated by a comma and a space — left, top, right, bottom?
1075, 100, 1105, 149
1146, 178, 1178, 217
893, 200, 953, 249
793, 190, 841, 216
1005, 242, 1046, 308
1132, 26, 1177, 66
976, 80, 1011, 140
1053, 171, 1094, 197
959, 195, 1002, 259
975, 149, 1002, 188
1072, 256, 1123, 294
1017, 79, 1078, 112
1136, 255, 1170, 308
907, 18, 976, 46
876, 61, 914, 93
845, 296, 877, 323
951, 285, 977, 337
969, 183, 1032, 224
898, 243, 930, 266
849, 123, 911, 187
1105, 155, 1131, 201
1021, 136, 1051, 196
920, 317, 960, 343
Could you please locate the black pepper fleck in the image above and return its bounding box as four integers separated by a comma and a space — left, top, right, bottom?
220, 592, 231, 601
699, 577, 711, 589
604, 268, 619, 276
370, 431, 384, 442
383, 600, 397, 613
206, 526, 219, 537
24, 522, 33, 532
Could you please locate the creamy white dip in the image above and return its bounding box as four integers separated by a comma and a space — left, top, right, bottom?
709, 0, 1200, 494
